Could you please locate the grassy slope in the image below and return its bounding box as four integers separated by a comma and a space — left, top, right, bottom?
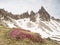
0, 24, 60, 45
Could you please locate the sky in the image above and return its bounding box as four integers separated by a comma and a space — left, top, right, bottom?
0, 0, 60, 19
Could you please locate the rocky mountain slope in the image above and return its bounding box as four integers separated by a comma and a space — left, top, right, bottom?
0, 6, 60, 44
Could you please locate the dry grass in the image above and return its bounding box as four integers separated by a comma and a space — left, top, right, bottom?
0, 24, 59, 45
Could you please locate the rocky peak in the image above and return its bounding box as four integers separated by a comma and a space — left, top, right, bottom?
51, 16, 60, 22
0, 9, 7, 14
0, 9, 6, 17
29, 11, 36, 22
30, 11, 35, 15
0, 9, 14, 20
0, 9, 8, 20
20, 11, 29, 19
38, 6, 50, 21
0, 6, 51, 22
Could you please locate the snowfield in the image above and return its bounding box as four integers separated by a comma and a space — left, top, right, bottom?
2, 16, 60, 42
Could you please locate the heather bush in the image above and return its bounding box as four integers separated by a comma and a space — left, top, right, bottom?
0, 25, 59, 45
9, 28, 42, 42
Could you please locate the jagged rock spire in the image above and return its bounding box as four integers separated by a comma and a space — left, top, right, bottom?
30, 11, 35, 15
0, 6, 51, 21
29, 11, 36, 22
38, 6, 50, 21
20, 11, 29, 18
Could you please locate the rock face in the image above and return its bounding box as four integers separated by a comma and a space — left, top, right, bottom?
0, 6, 56, 22
38, 6, 50, 21
20, 11, 29, 19
29, 11, 36, 22
0, 9, 20, 20
0, 9, 12, 20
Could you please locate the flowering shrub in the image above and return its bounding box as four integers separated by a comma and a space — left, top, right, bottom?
9, 28, 42, 42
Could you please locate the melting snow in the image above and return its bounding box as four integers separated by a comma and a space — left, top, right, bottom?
2, 17, 60, 42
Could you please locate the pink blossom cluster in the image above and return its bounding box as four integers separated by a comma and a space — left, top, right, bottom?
9, 28, 42, 42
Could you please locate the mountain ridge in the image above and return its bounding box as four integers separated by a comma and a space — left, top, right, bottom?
0, 6, 58, 21
0, 6, 60, 43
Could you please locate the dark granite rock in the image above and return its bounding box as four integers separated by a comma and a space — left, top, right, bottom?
29, 11, 36, 22
38, 6, 50, 21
